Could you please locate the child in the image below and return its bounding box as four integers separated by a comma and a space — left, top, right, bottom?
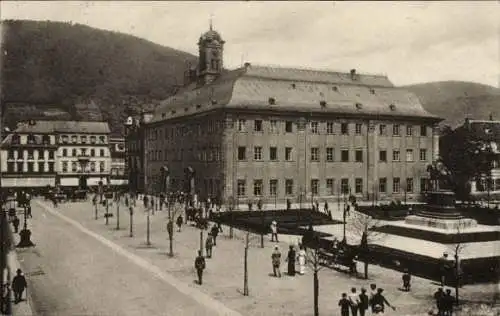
402, 269, 411, 291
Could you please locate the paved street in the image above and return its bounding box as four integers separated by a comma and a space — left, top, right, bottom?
14, 198, 500, 316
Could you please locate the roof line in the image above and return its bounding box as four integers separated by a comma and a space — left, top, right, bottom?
467, 119, 500, 124
245, 63, 389, 78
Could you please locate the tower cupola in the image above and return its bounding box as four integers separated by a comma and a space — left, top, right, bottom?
197, 20, 224, 85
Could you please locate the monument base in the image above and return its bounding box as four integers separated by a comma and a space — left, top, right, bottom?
404, 215, 478, 231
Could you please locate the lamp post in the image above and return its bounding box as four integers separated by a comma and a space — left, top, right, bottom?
105, 195, 110, 225
116, 193, 120, 230
17, 195, 34, 248
146, 207, 151, 246
129, 206, 134, 237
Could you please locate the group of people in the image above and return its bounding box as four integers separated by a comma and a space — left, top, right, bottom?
270, 244, 308, 277
433, 287, 456, 316
338, 284, 395, 316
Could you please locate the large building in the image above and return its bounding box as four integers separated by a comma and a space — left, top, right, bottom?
142, 26, 442, 206
0, 120, 111, 191
109, 137, 127, 187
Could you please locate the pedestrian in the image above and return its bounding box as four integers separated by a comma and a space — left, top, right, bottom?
12, 215, 20, 233
297, 245, 306, 275
210, 224, 219, 246
194, 250, 206, 285
286, 245, 296, 276
12, 269, 27, 304
443, 289, 455, 316
257, 199, 263, 211
315, 200, 319, 212
248, 202, 253, 211
26, 205, 32, 218
271, 246, 282, 277
176, 214, 183, 232
205, 233, 214, 258
369, 283, 378, 313
402, 268, 411, 291
338, 293, 351, 316
348, 287, 360, 316
270, 220, 279, 242
434, 287, 445, 316
358, 288, 369, 316
143, 195, 149, 209
286, 198, 291, 211
370, 288, 396, 314
440, 253, 450, 286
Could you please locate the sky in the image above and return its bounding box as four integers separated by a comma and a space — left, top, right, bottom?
1, 1, 499, 87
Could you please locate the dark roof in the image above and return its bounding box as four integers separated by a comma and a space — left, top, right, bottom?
13, 120, 110, 134
151, 64, 440, 123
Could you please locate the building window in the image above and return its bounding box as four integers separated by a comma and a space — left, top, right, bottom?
100, 149, 105, 157
420, 149, 427, 161
62, 161, 68, 173
311, 179, 319, 195
238, 147, 246, 160
72, 162, 77, 172
71, 149, 76, 157
355, 178, 363, 194
406, 149, 414, 162
355, 150, 363, 162
326, 178, 335, 195
71, 135, 78, 143
392, 150, 400, 161
310, 147, 319, 162
16, 162, 23, 173
379, 178, 387, 193
285, 179, 294, 195
90, 162, 96, 172
90, 136, 96, 144
27, 162, 34, 173
48, 162, 54, 173
406, 125, 413, 136
379, 150, 387, 162
99, 136, 106, 144
326, 147, 334, 162
99, 161, 105, 173
253, 180, 263, 196
420, 125, 427, 136
237, 180, 246, 197
26, 149, 33, 160
90, 149, 95, 157
327, 122, 334, 134
393, 124, 400, 136
393, 178, 401, 193
406, 178, 414, 193
341, 178, 349, 194
8, 150, 14, 160
254, 120, 263, 132
270, 120, 278, 133
310, 121, 319, 134
49, 151, 54, 159
270, 179, 278, 196
341, 123, 349, 135
285, 147, 293, 161
7, 162, 14, 172
254, 147, 263, 160
341, 150, 349, 162
285, 121, 293, 133
269, 147, 278, 161
379, 124, 387, 135
38, 162, 44, 173
81, 136, 87, 144
11, 135, 20, 144
351, 124, 361, 136
61, 135, 69, 144
27, 134, 35, 144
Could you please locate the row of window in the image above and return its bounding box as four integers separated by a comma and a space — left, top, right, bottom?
146, 120, 431, 141
8, 150, 55, 160
6, 162, 55, 173
60, 135, 108, 145
237, 147, 428, 162
148, 147, 223, 162
236, 177, 425, 197
60, 161, 106, 173
61, 148, 107, 157
475, 178, 500, 192
10, 134, 52, 145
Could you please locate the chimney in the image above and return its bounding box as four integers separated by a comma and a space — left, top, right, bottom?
350, 69, 357, 80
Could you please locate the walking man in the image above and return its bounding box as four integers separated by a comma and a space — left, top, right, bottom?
205, 233, 214, 258
348, 287, 360, 316
210, 224, 219, 246
370, 288, 396, 314
434, 287, 445, 316
12, 215, 20, 233
271, 246, 282, 277
270, 220, 279, 242
358, 288, 369, 316
176, 214, 183, 232
194, 250, 206, 285
338, 293, 350, 316
12, 269, 27, 304
402, 269, 411, 291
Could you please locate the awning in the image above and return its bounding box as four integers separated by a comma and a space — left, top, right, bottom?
60, 178, 79, 186
88, 177, 107, 186
1, 177, 55, 187
110, 179, 128, 185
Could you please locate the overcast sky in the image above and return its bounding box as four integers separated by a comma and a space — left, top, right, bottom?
1, 1, 499, 87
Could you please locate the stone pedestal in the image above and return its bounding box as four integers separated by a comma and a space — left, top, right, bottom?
404, 215, 477, 230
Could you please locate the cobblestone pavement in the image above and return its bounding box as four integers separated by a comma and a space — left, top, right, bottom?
24, 199, 500, 316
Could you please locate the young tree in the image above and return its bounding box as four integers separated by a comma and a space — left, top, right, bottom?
440, 126, 495, 202
167, 201, 184, 257
347, 211, 383, 279
448, 220, 467, 306
305, 236, 326, 316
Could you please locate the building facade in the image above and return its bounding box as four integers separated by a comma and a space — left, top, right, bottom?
124, 116, 146, 194
109, 137, 127, 187
142, 26, 442, 206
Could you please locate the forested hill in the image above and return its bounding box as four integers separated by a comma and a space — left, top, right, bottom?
0, 19, 197, 136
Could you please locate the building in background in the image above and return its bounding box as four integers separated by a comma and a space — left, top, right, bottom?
142, 26, 442, 207
109, 137, 127, 188
124, 115, 146, 194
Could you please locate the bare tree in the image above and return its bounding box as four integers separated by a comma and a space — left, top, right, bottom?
347, 210, 384, 279
166, 201, 184, 257
306, 239, 327, 316
447, 219, 467, 306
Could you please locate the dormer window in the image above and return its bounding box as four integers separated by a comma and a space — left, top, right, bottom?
42, 135, 50, 145
268, 97, 276, 105
355, 103, 363, 109
320, 101, 327, 108
27, 134, 35, 144
389, 104, 396, 111
90, 136, 96, 144
11, 134, 20, 144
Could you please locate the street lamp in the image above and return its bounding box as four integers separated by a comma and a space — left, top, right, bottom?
146, 206, 151, 246
129, 206, 134, 237
17, 194, 34, 248
116, 193, 121, 230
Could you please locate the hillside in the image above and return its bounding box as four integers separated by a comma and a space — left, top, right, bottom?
403, 81, 500, 128
0, 20, 197, 136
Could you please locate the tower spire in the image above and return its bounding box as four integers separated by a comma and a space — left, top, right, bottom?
209, 14, 214, 31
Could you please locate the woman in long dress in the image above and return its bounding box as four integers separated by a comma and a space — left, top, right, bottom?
287, 245, 296, 276
297, 245, 306, 275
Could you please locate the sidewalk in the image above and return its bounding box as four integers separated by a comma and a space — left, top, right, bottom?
34, 199, 500, 316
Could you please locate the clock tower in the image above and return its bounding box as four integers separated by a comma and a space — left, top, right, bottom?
198, 21, 224, 85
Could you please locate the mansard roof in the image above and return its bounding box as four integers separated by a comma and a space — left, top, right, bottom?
12, 120, 110, 134
151, 64, 441, 123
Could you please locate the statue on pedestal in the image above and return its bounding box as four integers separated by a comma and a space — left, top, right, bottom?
426, 161, 452, 192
